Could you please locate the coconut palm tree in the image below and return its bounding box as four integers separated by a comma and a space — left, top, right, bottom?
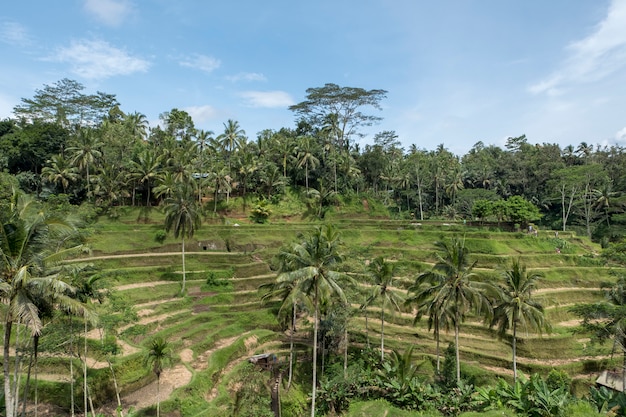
163, 183, 202, 294
68, 128, 102, 199
42, 154, 79, 194
0, 191, 87, 417
361, 257, 404, 361
406, 282, 453, 373
128, 149, 162, 206
414, 236, 493, 383
490, 259, 548, 384
296, 136, 320, 192
217, 119, 246, 171
260, 274, 308, 391
145, 337, 172, 417
275, 224, 350, 417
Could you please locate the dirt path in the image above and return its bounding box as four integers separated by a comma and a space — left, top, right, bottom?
73, 251, 243, 262
119, 364, 192, 412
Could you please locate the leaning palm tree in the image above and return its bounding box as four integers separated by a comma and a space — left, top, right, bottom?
275, 224, 350, 417
0, 190, 87, 417
415, 236, 493, 384
361, 257, 404, 361
145, 337, 172, 417
163, 183, 202, 294
491, 259, 548, 383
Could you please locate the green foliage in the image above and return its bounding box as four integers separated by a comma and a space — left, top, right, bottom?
249, 200, 272, 223
545, 369, 572, 393
482, 374, 571, 417
230, 363, 274, 417
441, 343, 457, 388
587, 385, 626, 415
154, 229, 167, 243
205, 270, 233, 288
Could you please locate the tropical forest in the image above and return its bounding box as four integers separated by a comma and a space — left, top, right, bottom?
2, 79, 626, 417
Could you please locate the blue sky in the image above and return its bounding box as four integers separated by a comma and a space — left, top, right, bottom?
1, 0, 626, 155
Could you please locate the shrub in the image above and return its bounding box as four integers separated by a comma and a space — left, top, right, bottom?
155, 229, 167, 243
250, 200, 272, 223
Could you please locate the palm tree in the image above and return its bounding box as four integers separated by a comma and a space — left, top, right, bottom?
163, 183, 202, 294
217, 119, 246, 171
490, 259, 548, 384
0, 191, 87, 417
361, 257, 404, 361
413, 236, 492, 383
42, 154, 79, 194
124, 111, 149, 140
571, 276, 626, 389
260, 274, 307, 391
128, 149, 162, 206
145, 337, 172, 417
406, 281, 453, 373
296, 136, 320, 192
274, 225, 350, 417
195, 129, 214, 203
68, 128, 102, 199
234, 138, 260, 211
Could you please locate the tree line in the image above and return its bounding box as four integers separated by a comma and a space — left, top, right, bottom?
1, 79, 625, 243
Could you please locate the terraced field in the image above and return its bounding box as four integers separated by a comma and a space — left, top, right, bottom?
30, 214, 626, 415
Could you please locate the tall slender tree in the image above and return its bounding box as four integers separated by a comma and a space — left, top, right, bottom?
273, 225, 350, 417
145, 337, 172, 417
490, 259, 548, 383
413, 236, 493, 383
163, 183, 202, 294
68, 128, 102, 199
361, 257, 404, 361
296, 136, 320, 192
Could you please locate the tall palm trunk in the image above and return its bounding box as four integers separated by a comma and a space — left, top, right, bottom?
380, 300, 385, 361
310, 285, 319, 417
435, 316, 440, 373
70, 317, 75, 417
454, 310, 461, 384
288, 303, 295, 390
21, 334, 39, 417
181, 236, 187, 293
4, 320, 16, 417
365, 311, 370, 348
84, 318, 88, 417
512, 321, 517, 384
157, 375, 161, 417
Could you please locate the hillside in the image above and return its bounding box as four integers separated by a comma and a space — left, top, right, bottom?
27, 208, 626, 416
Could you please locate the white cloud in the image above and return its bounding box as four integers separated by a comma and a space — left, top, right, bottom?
615, 127, 626, 143
225, 72, 267, 82
179, 54, 221, 73
84, 0, 133, 27
0, 21, 32, 47
530, 0, 626, 95
239, 91, 294, 108
184, 105, 218, 123
49, 39, 150, 80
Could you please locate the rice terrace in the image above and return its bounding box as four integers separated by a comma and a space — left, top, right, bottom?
3, 204, 626, 417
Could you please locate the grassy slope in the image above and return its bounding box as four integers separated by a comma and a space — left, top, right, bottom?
31, 206, 626, 415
